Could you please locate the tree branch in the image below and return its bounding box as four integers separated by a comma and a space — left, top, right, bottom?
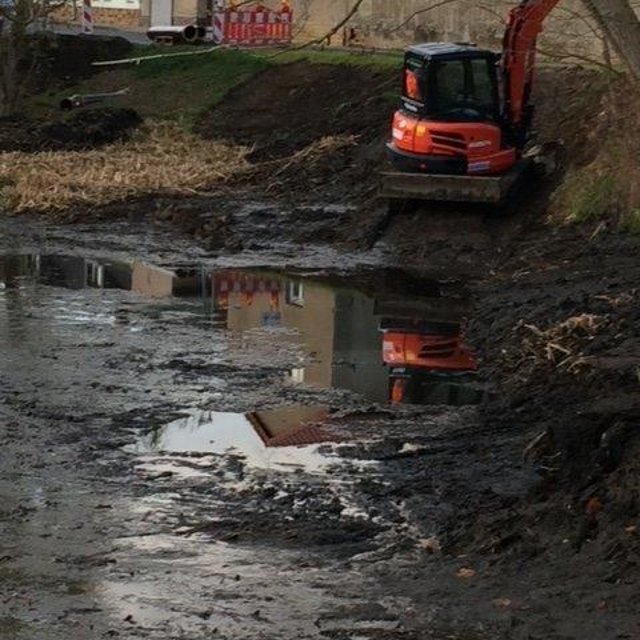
387, 0, 464, 34
536, 44, 622, 71
271, 0, 367, 54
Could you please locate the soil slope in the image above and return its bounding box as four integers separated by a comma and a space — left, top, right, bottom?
0, 108, 142, 152
194, 61, 396, 160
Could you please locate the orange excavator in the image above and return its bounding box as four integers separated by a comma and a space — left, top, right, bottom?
382, 0, 559, 204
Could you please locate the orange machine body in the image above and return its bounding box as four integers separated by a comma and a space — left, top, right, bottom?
391, 112, 516, 175
387, 0, 562, 177
382, 331, 477, 372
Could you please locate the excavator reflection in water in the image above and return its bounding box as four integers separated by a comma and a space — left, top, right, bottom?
1, 254, 482, 461
210, 268, 481, 407
381, 318, 479, 406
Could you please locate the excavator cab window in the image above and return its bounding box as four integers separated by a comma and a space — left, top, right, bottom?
428, 55, 499, 122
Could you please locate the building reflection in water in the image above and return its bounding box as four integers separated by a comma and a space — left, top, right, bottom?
130, 405, 337, 471
0, 254, 481, 408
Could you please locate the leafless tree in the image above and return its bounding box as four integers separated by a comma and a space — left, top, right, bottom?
0, 0, 69, 115
318, 0, 640, 81
583, 0, 640, 80
284, 0, 368, 50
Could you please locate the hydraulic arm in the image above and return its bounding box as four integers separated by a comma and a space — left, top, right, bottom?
502, 0, 562, 142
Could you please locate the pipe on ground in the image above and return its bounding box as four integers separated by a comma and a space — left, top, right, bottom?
146, 25, 199, 44
59, 88, 129, 111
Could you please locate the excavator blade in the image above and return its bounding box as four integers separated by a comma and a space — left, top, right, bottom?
380, 160, 529, 205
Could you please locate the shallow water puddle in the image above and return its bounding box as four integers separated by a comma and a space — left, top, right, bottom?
0, 249, 482, 637
126, 405, 340, 472
0, 252, 482, 407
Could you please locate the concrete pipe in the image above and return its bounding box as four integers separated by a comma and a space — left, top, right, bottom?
196, 26, 207, 40
146, 25, 199, 44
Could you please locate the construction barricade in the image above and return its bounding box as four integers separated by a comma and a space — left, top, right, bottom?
213, 2, 293, 47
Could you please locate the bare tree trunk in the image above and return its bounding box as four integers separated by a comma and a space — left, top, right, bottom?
0, 0, 43, 115
583, 0, 640, 81
0, 33, 22, 116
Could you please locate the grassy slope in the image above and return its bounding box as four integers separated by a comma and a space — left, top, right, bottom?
30, 49, 268, 123
28, 47, 401, 124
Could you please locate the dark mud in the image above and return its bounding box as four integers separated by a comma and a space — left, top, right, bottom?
194, 62, 395, 161
191, 61, 395, 207
1, 217, 638, 640
0, 108, 142, 153
27, 33, 133, 92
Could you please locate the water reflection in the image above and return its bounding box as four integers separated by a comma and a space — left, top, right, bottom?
210, 269, 480, 407
0, 254, 206, 297
0, 253, 481, 406
128, 405, 336, 472
0, 254, 132, 290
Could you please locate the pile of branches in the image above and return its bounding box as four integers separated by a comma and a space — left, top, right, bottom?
510, 313, 611, 379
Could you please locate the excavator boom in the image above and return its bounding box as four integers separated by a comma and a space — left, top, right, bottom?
502, 0, 561, 136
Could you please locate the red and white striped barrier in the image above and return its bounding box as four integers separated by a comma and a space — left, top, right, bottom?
213, 11, 225, 44
212, 4, 292, 47
82, 0, 93, 34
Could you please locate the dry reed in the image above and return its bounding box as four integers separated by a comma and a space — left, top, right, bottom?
0, 122, 249, 213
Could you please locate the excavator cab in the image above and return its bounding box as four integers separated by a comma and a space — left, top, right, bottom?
400, 45, 500, 124
382, 0, 563, 204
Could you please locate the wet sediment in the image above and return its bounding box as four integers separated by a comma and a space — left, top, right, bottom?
1, 216, 638, 640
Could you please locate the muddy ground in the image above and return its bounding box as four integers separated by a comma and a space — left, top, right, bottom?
1, 208, 639, 640
1, 46, 640, 640
0, 108, 142, 153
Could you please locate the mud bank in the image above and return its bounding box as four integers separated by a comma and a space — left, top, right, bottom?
0, 108, 142, 153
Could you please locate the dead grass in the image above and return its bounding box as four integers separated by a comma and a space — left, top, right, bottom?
0, 122, 248, 213
546, 75, 640, 232
549, 153, 640, 232
516, 313, 610, 376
